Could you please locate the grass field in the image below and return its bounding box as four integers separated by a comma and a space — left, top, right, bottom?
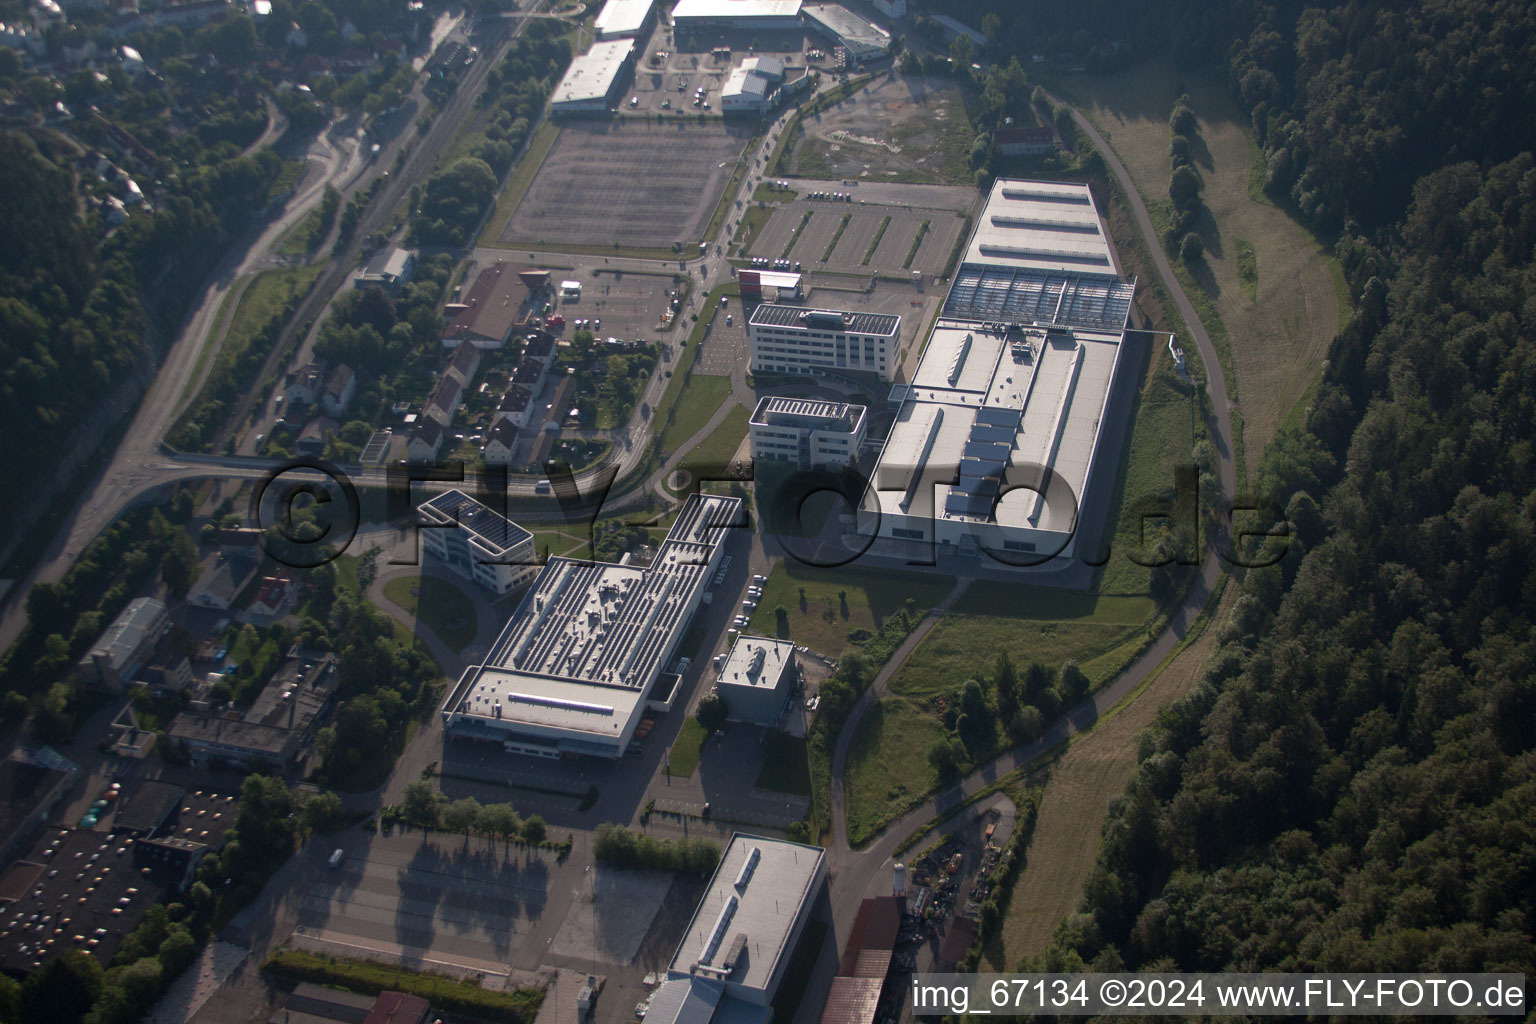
1063, 55, 1341, 471
744, 563, 952, 659
657, 373, 736, 455
668, 718, 708, 778
479, 121, 560, 248
987, 585, 1233, 970
180, 265, 325, 406
277, 204, 326, 256
381, 576, 480, 652
845, 697, 948, 846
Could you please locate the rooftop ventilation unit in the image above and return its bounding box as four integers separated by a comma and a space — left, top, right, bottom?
734, 846, 760, 890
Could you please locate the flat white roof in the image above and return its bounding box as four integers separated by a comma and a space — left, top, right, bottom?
867, 178, 1135, 544
963, 179, 1118, 276
723, 66, 773, 100
551, 39, 634, 106
669, 834, 825, 994
717, 635, 794, 693
594, 0, 654, 36
671, 0, 802, 20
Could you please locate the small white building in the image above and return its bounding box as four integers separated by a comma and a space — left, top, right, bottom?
716, 635, 796, 725
418, 489, 540, 596
749, 395, 866, 470
353, 246, 417, 292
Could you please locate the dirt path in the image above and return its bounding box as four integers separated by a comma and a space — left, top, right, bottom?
989, 586, 1234, 969
1066, 57, 1341, 473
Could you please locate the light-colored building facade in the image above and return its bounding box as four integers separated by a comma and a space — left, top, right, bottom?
747, 305, 900, 381
749, 396, 866, 470
418, 489, 539, 596
670, 0, 803, 31
716, 636, 796, 725
859, 179, 1136, 564
78, 597, 169, 689
802, 4, 891, 61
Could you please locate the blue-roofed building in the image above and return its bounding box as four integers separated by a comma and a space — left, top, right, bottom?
419, 489, 539, 595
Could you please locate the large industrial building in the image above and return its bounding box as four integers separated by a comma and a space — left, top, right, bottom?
440, 494, 742, 758
419, 489, 540, 596
594, 0, 656, 39
665, 834, 827, 1005
670, 0, 805, 32
550, 39, 636, 112
802, 4, 891, 61
859, 179, 1136, 564
749, 395, 866, 470
747, 304, 901, 381
715, 635, 797, 724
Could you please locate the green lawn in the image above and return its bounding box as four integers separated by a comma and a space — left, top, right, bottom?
745, 563, 952, 659
668, 718, 708, 778
845, 697, 949, 847
1097, 355, 1203, 596
888, 613, 1151, 698
527, 528, 587, 560
277, 205, 326, 256
667, 406, 750, 496
657, 374, 737, 455
179, 265, 324, 405
381, 576, 480, 652
755, 733, 811, 796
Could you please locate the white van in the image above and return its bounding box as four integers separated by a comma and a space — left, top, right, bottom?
329, 848, 344, 868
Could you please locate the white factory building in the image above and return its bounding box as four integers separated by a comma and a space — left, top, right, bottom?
802, 4, 891, 61
747, 304, 901, 381
715, 635, 797, 725
749, 395, 866, 470
440, 494, 742, 759
859, 179, 1137, 565
670, 0, 805, 32
419, 489, 540, 596
664, 833, 827, 1008
550, 39, 636, 112
594, 0, 656, 39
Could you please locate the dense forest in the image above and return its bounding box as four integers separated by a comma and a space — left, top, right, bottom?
1000, 0, 1536, 979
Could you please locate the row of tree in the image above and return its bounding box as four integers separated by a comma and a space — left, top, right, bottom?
398, 779, 549, 845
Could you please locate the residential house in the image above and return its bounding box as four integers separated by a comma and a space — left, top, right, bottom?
407, 417, 444, 462
424, 376, 461, 428
445, 340, 481, 390
482, 418, 518, 465
321, 363, 355, 417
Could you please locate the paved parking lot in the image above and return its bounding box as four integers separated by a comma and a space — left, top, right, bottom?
503, 123, 750, 250
294, 833, 557, 973
748, 201, 966, 275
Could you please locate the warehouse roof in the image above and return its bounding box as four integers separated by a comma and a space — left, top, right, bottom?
551, 38, 634, 106
669, 833, 825, 994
